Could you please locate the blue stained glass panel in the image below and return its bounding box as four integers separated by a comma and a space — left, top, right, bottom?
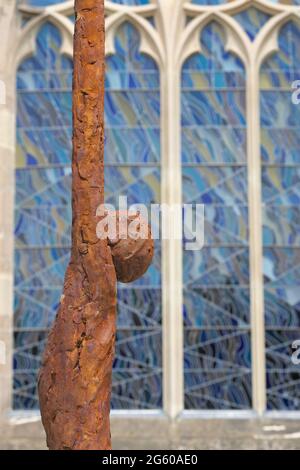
117, 288, 162, 327
16, 128, 72, 167
112, 371, 162, 409
184, 370, 252, 410
261, 129, 300, 165
184, 247, 250, 287
183, 288, 250, 328
14, 247, 70, 289
107, 22, 156, 73
105, 91, 160, 126
105, 166, 160, 206
14, 289, 63, 329
110, 0, 149, 4
263, 248, 300, 288
17, 92, 72, 128
182, 127, 247, 164
266, 330, 300, 410
191, 1, 226, 4
181, 91, 246, 126
15, 167, 72, 208
181, 22, 250, 410
262, 167, 300, 206
263, 207, 300, 246
14, 21, 162, 410
13, 372, 38, 410
182, 166, 248, 205
23, 1, 66, 6
184, 330, 252, 370
233, 7, 271, 41
15, 206, 71, 248
260, 21, 300, 410
192, 0, 300, 4
198, 205, 249, 246
105, 22, 160, 166
184, 330, 251, 410
23, 0, 150, 5
105, 128, 160, 163
105, 22, 162, 409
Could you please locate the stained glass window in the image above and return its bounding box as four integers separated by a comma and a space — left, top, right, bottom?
110, 0, 150, 4
191, 1, 226, 4
181, 22, 251, 410
105, 22, 162, 409
260, 21, 300, 410
270, 1, 300, 4
192, 0, 300, 4
191, 1, 226, 5
22, 0, 150, 6
23, 1, 67, 5
14, 0, 300, 416
14, 18, 162, 410
14, 22, 72, 410
233, 7, 271, 41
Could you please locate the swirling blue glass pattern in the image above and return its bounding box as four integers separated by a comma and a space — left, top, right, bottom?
233, 7, 271, 41
105, 22, 160, 164
261, 21, 300, 410
23, 1, 66, 5
191, 1, 226, 4
14, 22, 72, 410
14, 21, 162, 410
182, 22, 251, 410
192, 0, 300, 4
24, 0, 151, 4
106, 21, 162, 409
109, 0, 150, 4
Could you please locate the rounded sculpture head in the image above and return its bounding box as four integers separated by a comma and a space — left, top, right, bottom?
108, 211, 154, 283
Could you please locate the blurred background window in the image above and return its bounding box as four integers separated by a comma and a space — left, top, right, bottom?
181, 22, 250, 410
261, 22, 300, 410
9, 0, 300, 416
14, 15, 162, 410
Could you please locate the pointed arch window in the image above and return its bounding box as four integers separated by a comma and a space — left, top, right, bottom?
109, 0, 150, 4
105, 21, 162, 410
14, 18, 162, 411
260, 21, 300, 411
14, 22, 72, 410
181, 21, 251, 410
11, 0, 300, 417
22, 1, 67, 5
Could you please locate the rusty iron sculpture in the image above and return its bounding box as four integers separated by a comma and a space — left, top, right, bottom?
38, 0, 154, 450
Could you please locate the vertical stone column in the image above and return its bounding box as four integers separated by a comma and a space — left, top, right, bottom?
0, 0, 18, 426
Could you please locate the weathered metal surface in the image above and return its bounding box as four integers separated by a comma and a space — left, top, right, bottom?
38, 0, 153, 450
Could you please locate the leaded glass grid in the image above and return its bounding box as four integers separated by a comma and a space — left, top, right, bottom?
191, 1, 300, 4
22, 0, 150, 4
105, 22, 162, 409
22, 1, 67, 5
109, 0, 150, 4
181, 22, 251, 410
260, 21, 300, 411
13, 0, 300, 415
14, 22, 72, 410
14, 20, 162, 410
191, 1, 226, 4
233, 7, 271, 41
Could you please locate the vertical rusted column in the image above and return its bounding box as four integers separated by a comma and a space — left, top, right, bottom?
38, 0, 116, 450
38, 0, 154, 450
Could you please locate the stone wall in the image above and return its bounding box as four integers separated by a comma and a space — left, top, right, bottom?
1, 415, 300, 450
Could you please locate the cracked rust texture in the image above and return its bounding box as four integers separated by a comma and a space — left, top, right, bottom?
38, 0, 153, 450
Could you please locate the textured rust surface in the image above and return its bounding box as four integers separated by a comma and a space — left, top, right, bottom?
38, 0, 153, 450
109, 212, 154, 284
